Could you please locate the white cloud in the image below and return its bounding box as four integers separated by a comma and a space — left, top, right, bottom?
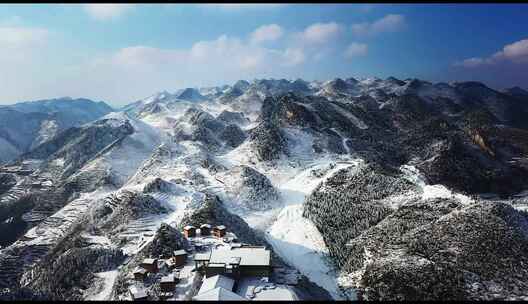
55, 29, 311, 104
299, 22, 342, 44
0, 26, 48, 48
454, 57, 488, 68
351, 14, 406, 36
493, 38, 528, 63
250, 24, 283, 44
282, 48, 305, 66
455, 38, 528, 68
344, 42, 368, 58
83, 4, 135, 20
0, 21, 340, 105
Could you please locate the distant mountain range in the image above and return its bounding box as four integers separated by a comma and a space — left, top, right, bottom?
1, 77, 528, 301
0, 97, 113, 163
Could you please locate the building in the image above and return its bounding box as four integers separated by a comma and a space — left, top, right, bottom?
200, 224, 212, 236
132, 266, 147, 281
193, 275, 245, 301
173, 249, 187, 267
194, 252, 211, 270
194, 243, 206, 252
160, 274, 177, 292
166, 258, 177, 270
159, 292, 173, 300
158, 260, 170, 273
184, 225, 196, 238
129, 285, 148, 301
197, 274, 235, 295
223, 236, 238, 243
140, 258, 158, 273
204, 245, 271, 278
192, 287, 247, 301
212, 225, 226, 238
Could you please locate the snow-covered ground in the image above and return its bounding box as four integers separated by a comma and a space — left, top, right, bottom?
22, 189, 111, 246
211, 124, 361, 299
263, 160, 358, 300
266, 205, 342, 299
236, 277, 298, 301
85, 270, 119, 301
400, 164, 474, 205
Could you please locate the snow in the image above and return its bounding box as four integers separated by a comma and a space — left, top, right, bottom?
198, 275, 235, 295
266, 205, 341, 298
236, 277, 298, 301
4, 77, 522, 302
23, 189, 111, 246
52, 158, 65, 167
261, 160, 359, 300
330, 128, 352, 154
214, 125, 360, 299
33, 119, 59, 148
118, 189, 194, 256
85, 270, 119, 301
400, 164, 474, 205
81, 113, 166, 187
328, 103, 368, 129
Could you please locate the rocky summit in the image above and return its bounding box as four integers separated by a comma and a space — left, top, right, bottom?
1, 77, 528, 301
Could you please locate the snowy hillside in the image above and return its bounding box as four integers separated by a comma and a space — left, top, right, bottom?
1, 77, 528, 301
0, 97, 113, 163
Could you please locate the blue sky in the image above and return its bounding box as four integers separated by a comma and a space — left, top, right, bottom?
0, 4, 526, 106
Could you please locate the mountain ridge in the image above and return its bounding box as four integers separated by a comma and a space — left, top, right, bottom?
1, 75, 528, 301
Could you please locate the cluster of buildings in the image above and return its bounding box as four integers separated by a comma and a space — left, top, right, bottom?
128, 249, 188, 300
183, 224, 226, 238
126, 222, 296, 301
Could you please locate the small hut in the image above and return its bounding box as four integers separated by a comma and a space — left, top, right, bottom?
213, 225, 226, 238
183, 225, 196, 238
194, 252, 211, 270
166, 258, 176, 270
160, 274, 177, 292
200, 224, 212, 236
129, 285, 148, 301
173, 249, 187, 267
159, 292, 173, 300
132, 266, 147, 281
140, 258, 158, 273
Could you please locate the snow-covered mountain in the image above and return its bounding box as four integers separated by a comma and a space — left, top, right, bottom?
0, 97, 113, 163
1, 77, 528, 301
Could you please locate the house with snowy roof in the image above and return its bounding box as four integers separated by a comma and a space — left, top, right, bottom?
192, 287, 247, 301
192, 274, 246, 301
203, 245, 271, 278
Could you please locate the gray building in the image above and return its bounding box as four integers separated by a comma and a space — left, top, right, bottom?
205, 245, 271, 278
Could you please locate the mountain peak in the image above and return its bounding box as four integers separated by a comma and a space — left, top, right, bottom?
503, 86, 528, 98
176, 88, 206, 101
386, 76, 405, 86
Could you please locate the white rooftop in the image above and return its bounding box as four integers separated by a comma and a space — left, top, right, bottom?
194, 252, 211, 261
173, 249, 187, 256
129, 285, 148, 299
142, 258, 156, 264
198, 274, 235, 295
209, 247, 270, 267
133, 266, 147, 274
236, 277, 298, 301
193, 287, 247, 301
161, 274, 176, 283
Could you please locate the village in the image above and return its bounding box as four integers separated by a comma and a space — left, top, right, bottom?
123, 223, 300, 301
